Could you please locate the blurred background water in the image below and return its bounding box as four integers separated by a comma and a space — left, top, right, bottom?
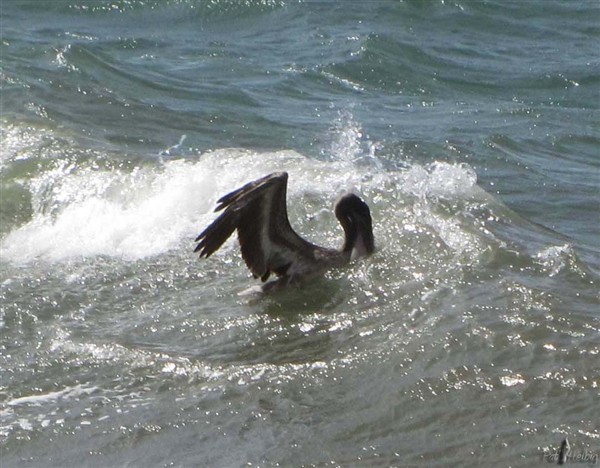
1, 1, 599, 466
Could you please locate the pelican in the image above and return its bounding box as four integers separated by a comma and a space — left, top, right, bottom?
194, 172, 374, 292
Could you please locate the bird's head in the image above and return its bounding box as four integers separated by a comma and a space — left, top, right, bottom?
334, 193, 375, 257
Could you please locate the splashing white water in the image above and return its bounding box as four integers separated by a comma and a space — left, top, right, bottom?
535, 243, 575, 277
1, 148, 489, 264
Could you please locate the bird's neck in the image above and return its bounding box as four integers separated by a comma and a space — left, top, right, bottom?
341, 220, 358, 253
350, 230, 371, 260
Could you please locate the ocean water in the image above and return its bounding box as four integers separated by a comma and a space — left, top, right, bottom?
1, 0, 599, 466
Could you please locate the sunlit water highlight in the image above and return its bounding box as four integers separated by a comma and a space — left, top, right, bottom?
1, 1, 598, 466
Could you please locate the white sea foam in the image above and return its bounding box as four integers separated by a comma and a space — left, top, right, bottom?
1, 148, 487, 264
535, 243, 574, 276
400, 161, 478, 199
7, 384, 98, 407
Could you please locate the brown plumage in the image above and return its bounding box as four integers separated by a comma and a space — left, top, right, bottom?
194, 172, 374, 292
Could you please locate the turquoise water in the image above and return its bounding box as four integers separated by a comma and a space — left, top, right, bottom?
1, 1, 599, 466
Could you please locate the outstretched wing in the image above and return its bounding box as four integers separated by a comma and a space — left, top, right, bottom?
194, 172, 317, 281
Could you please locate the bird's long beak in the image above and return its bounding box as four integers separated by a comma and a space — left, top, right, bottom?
351, 215, 375, 259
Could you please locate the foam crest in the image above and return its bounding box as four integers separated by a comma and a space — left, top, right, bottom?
400, 161, 478, 199
6, 384, 98, 407
2, 148, 488, 264
1, 150, 326, 263
3, 159, 212, 263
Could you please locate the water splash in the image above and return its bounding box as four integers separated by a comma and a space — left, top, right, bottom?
2, 147, 495, 266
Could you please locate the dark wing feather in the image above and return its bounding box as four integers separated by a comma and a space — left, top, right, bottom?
194, 172, 317, 281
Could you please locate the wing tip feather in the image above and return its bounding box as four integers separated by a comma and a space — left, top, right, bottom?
194, 171, 304, 281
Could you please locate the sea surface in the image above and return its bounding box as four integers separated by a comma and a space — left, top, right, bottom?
1, 1, 599, 467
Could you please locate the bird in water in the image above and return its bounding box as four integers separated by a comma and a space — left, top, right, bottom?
194, 172, 374, 293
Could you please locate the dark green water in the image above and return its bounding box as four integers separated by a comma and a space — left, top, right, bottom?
1, 1, 599, 466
